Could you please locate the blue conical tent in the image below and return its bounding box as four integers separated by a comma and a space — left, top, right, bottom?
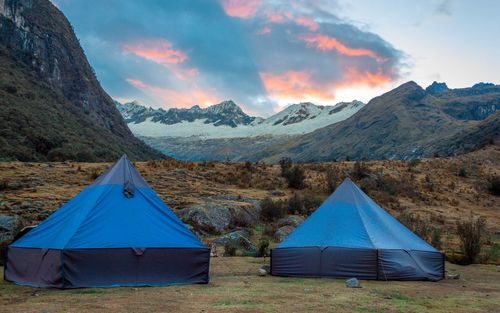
5, 155, 210, 288
271, 178, 444, 281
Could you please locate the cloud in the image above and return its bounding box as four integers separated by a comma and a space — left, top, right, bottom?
122, 39, 187, 65
434, 0, 453, 16
127, 78, 220, 109
220, 0, 261, 18
299, 34, 384, 61
56, 0, 404, 116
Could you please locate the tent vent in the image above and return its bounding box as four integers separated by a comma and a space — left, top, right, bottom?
123, 181, 135, 198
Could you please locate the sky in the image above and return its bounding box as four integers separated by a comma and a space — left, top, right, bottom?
53, 0, 500, 116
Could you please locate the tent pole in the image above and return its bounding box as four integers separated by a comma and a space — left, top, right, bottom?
376, 249, 379, 280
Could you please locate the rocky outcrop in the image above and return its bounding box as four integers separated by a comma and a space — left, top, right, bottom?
178, 196, 261, 234
273, 225, 295, 242
273, 215, 304, 242
0, 0, 162, 161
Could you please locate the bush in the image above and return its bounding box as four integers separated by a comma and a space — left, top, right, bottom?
431, 228, 442, 250
89, 169, 101, 180
260, 197, 286, 221
284, 165, 306, 189
407, 159, 421, 171
457, 167, 467, 178
487, 175, 500, 196
301, 192, 323, 215
279, 157, 293, 176
288, 193, 303, 215
256, 236, 270, 257
325, 168, 338, 193
398, 211, 433, 242
224, 239, 239, 257
351, 161, 370, 179
456, 215, 488, 264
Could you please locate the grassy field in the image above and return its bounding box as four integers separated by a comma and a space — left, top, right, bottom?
1, 257, 499, 313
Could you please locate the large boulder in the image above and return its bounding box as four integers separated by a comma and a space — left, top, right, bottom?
178, 196, 261, 234
0, 214, 20, 243
179, 204, 231, 234
273, 225, 295, 242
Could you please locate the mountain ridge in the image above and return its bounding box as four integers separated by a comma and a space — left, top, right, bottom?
0, 0, 162, 161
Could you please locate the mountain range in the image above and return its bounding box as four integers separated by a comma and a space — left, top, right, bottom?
116, 81, 499, 161
0, 0, 161, 161
0, 0, 498, 163
115, 100, 365, 139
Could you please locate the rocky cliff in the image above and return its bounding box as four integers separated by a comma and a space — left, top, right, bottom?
0, 0, 162, 161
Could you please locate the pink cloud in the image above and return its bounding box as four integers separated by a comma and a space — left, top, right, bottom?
122, 39, 187, 65
260, 68, 392, 102
295, 16, 319, 32
259, 71, 335, 100
300, 34, 385, 62
265, 10, 292, 24
220, 0, 261, 18
257, 26, 272, 35
126, 78, 220, 108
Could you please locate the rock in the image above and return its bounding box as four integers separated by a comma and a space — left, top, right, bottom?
213, 229, 251, 245
345, 278, 361, 288
277, 215, 304, 228
178, 198, 261, 234
260, 265, 271, 274
214, 229, 256, 252
447, 273, 460, 280
273, 225, 295, 242
271, 190, 285, 196
258, 268, 267, 276
179, 204, 231, 233
0, 214, 20, 243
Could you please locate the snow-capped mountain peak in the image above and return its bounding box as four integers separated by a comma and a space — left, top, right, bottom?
116, 99, 365, 138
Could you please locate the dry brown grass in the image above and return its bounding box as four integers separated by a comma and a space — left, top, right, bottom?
1, 145, 499, 259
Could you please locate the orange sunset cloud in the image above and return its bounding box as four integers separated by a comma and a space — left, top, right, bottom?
300, 34, 384, 62
127, 78, 220, 108
123, 39, 187, 65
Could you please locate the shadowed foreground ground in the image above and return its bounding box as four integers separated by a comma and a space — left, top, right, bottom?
1, 257, 499, 313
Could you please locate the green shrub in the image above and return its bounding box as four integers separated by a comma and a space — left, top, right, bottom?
325, 168, 338, 193
260, 197, 286, 221
224, 239, 239, 257
457, 215, 488, 264
284, 165, 306, 189
279, 157, 293, 176
256, 236, 270, 257
288, 193, 303, 215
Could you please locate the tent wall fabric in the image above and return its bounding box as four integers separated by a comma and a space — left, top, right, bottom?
4, 155, 210, 288
271, 178, 444, 281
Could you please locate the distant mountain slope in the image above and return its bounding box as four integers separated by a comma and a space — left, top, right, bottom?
0, 0, 162, 161
116, 100, 364, 139
253, 81, 500, 162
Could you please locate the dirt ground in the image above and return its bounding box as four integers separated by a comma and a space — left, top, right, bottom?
1, 257, 499, 313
